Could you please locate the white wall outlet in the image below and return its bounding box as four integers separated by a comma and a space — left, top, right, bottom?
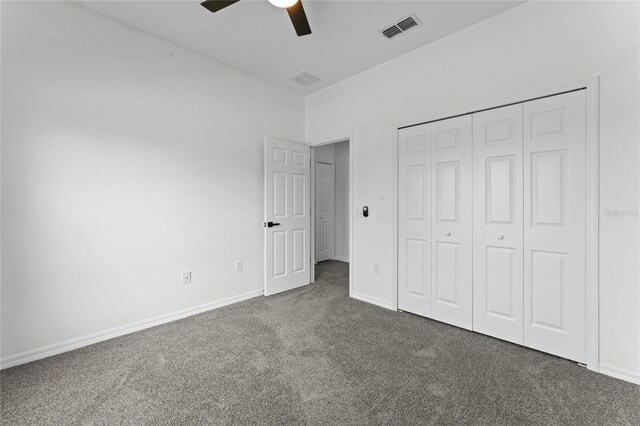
373, 263, 380, 274
182, 271, 192, 285
235, 260, 243, 272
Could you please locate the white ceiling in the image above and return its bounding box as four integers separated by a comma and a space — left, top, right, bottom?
75, 0, 524, 94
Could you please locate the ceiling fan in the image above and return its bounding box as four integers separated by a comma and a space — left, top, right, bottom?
201, 0, 312, 37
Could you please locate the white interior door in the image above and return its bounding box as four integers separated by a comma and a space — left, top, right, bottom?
315, 162, 334, 262
523, 91, 587, 362
264, 138, 311, 296
472, 104, 524, 345
398, 124, 432, 317
431, 115, 473, 330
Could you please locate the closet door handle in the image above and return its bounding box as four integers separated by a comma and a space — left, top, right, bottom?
497, 234, 504, 240
445, 232, 451, 237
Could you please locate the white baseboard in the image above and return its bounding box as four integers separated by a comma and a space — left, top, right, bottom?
0, 289, 264, 370
351, 291, 395, 311
7, 286, 637, 388
332, 256, 350, 263
599, 363, 640, 385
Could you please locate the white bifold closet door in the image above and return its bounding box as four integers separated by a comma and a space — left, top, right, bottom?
398, 115, 473, 329
397, 90, 587, 363
523, 90, 587, 363
472, 104, 524, 345
472, 91, 587, 361
431, 116, 473, 330
398, 125, 432, 318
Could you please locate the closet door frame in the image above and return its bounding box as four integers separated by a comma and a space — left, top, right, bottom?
392, 77, 599, 372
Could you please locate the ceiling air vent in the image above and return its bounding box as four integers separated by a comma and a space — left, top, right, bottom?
380, 14, 422, 40
382, 26, 402, 39
290, 71, 322, 87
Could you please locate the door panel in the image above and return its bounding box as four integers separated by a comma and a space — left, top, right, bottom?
485, 246, 516, 318
473, 104, 524, 344
486, 156, 515, 224
524, 91, 587, 362
292, 173, 305, 217
431, 115, 472, 329
398, 125, 432, 317
435, 241, 459, 305
530, 250, 566, 330
436, 161, 459, 222
292, 229, 306, 273
264, 138, 311, 296
273, 172, 287, 217
273, 230, 287, 277
531, 150, 566, 226
315, 162, 334, 262
407, 166, 426, 220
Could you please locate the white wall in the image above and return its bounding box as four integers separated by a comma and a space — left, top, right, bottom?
333, 141, 349, 262
0, 1, 304, 360
306, 1, 640, 377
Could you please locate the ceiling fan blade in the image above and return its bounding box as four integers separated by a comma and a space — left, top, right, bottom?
201, 0, 241, 14
286, 0, 312, 37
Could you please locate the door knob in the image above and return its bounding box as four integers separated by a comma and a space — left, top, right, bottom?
497, 234, 504, 240
445, 232, 451, 236
264, 222, 281, 228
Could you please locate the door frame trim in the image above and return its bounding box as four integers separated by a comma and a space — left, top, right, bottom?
391, 77, 600, 372
308, 134, 353, 298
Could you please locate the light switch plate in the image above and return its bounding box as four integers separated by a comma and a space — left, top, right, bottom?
182, 271, 192, 284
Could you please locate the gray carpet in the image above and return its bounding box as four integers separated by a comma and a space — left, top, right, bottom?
1, 260, 639, 425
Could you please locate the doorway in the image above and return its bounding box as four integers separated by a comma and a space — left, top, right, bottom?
311, 138, 351, 287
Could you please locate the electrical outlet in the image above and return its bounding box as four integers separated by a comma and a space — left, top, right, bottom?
373, 263, 380, 274
235, 260, 243, 272
182, 271, 192, 285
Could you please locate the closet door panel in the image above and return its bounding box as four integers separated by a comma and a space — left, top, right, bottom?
472, 104, 524, 345
398, 125, 432, 317
524, 91, 587, 363
431, 115, 473, 330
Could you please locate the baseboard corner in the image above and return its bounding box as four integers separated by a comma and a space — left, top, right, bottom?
599, 363, 640, 385
351, 291, 395, 311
